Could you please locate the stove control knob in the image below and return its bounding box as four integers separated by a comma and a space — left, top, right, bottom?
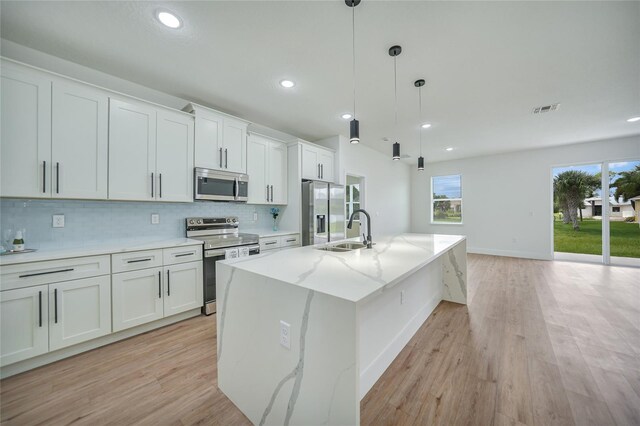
197, 219, 202, 224
189, 220, 195, 225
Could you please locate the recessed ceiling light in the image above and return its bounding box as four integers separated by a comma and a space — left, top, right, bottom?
157, 11, 182, 29
421, 123, 432, 129
280, 80, 295, 88
445, 147, 453, 151
341, 113, 353, 120
627, 116, 640, 122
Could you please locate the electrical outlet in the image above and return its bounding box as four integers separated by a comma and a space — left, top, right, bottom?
52, 214, 65, 228
151, 214, 160, 224
400, 290, 405, 305
253, 212, 258, 221
280, 320, 291, 349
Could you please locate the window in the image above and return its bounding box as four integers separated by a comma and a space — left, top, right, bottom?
346, 183, 361, 221
612, 206, 620, 213
431, 174, 462, 224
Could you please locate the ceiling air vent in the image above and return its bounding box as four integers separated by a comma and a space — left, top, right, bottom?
532, 103, 560, 114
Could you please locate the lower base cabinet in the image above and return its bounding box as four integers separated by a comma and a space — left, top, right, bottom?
112, 267, 164, 332
112, 261, 203, 332
49, 276, 111, 351
0, 276, 111, 366
0, 285, 49, 366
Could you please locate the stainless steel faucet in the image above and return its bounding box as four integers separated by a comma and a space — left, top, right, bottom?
347, 209, 372, 249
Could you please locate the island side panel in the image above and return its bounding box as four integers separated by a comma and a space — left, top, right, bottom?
442, 240, 467, 304
217, 263, 359, 426
357, 260, 443, 399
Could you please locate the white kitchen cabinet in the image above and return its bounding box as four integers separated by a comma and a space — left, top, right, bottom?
51, 79, 109, 199
163, 262, 203, 317
247, 134, 287, 205
185, 103, 249, 173
300, 142, 335, 182
48, 275, 111, 351
0, 285, 49, 366
0, 61, 52, 198
108, 98, 157, 201
112, 267, 164, 332
156, 110, 194, 202
223, 117, 247, 173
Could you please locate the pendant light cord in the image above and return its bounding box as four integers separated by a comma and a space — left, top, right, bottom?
419, 86, 423, 156
352, 3, 356, 118
394, 55, 398, 140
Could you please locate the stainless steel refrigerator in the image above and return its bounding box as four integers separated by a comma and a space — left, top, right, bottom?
301, 181, 346, 246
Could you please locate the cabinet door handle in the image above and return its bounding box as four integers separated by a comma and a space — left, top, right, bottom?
19, 268, 74, 278
127, 258, 152, 264
225, 149, 228, 169
175, 252, 194, 258
42, 160, 46, 193
158, 271, 161, 299
265, 241, 277, 245
159, 173, 162, 198
286, 239, 296, 242
270, 185, 274, 202
321, 164, 324, 179
317, 163, 320, 179
167, 270, 171, 296
151, 172, 155, 198
266, 185, 269, 202
54, 288, 58, 324
38, 291, 43, 327
219, 148, 223, 168
56, 162, 60, 194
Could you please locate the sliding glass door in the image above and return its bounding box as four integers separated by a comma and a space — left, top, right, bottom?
553, 160, 640, 266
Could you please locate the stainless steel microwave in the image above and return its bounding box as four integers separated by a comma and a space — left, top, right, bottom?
194, 168, 248, 202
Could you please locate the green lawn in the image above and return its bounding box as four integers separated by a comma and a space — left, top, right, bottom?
554, 219, 640, 258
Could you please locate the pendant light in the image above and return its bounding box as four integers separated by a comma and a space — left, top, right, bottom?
389, 45, 402, 160
346, 0, 361, 144
415, 79, 425, 171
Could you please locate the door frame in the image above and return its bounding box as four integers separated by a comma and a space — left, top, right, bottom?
344, 173, 366, 237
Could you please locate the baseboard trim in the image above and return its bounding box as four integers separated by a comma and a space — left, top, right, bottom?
1, 308, 201, 379
359, 293, 441, 400
467, 247, 551, 261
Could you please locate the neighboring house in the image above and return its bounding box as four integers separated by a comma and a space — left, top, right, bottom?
630, 195, 640, 226
581, 196, 635, 221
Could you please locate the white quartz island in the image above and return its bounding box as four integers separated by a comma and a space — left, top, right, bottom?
216, 233, 467, 426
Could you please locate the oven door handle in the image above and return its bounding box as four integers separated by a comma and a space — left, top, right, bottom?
205, 249, 229, 258
233, 177, 238, 200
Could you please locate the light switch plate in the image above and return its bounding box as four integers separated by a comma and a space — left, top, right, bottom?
280, 320, 291, 349
52, 214, 65, 228
151, 214, 160, 224
253, 212, 258, 221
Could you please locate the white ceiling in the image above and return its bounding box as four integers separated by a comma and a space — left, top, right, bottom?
1, 1, 639, 163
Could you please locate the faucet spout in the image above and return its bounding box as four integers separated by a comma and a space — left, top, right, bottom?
347, 209, 372, 249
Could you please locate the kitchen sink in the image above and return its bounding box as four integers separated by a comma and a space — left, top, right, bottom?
316, 242, 376, 252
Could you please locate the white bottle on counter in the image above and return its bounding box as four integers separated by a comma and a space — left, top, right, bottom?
12, 230, 25, 252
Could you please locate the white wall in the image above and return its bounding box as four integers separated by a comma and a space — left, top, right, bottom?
318, 136, 411, 237
411, 135, 640, 260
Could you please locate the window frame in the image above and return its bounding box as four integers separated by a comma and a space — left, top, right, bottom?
430, 174, 464, 225
346, 183, 361, 223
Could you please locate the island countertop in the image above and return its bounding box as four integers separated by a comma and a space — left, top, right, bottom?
221, 233, 466, 303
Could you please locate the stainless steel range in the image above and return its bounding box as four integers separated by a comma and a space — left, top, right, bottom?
186, 217, 260, 315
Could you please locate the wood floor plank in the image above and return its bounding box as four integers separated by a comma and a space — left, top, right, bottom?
1, 254, 638, 426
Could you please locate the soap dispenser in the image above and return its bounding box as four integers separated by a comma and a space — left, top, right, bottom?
12, 230, 25, 252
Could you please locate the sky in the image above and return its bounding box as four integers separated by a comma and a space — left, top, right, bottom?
432, 175, 461, 198
553, 160, 639, 197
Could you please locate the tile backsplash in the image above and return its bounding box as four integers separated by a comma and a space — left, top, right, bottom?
0, 198, 285, 250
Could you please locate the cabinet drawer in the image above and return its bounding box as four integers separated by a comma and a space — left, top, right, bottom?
0, 255, 110, 291
260, 237, 281, 251
163, 245, 202, 266
280, 234, 300, 247
112, 250, 163, 273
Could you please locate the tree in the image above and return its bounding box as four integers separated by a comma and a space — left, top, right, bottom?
611, 165, 640, 201
553, 171, 600, 231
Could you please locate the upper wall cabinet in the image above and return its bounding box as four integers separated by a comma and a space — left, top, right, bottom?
1, 61, 52, 198
247, 134, 287, 205
52, 79, 109, 199
109, 98, 194, 202
184, 103, 249, 174
300, 142, 335, 183
0, 61, 110, 200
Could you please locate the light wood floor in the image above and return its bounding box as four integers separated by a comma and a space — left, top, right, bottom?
1, 255, 639, 425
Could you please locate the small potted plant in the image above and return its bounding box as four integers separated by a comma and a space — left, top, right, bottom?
270, 207, 280, 231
